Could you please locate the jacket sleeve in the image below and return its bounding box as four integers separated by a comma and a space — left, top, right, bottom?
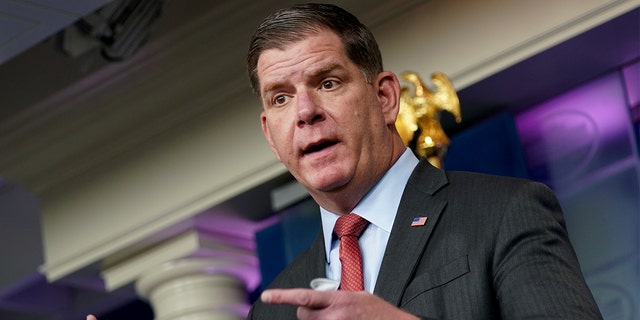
492, 180, 602, 319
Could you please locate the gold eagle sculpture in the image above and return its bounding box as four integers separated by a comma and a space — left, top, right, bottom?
395, 71, 461, 168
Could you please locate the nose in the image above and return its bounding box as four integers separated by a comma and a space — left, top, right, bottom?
297, 90, 324, 126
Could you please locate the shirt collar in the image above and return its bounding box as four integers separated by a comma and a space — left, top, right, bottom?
320, 148, 419, 263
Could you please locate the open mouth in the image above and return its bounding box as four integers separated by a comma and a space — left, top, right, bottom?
303, 140, 338, 155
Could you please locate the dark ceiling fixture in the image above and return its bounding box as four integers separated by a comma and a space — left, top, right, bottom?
59, 0, 165, 61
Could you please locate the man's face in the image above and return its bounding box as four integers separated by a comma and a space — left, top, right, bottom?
257, 30, 399, 204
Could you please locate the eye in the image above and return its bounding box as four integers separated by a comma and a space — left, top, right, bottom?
273, 94, 289, 106
321, 80, 338, 90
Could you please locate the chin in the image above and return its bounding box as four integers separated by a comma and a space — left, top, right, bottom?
307, 172, 352, 193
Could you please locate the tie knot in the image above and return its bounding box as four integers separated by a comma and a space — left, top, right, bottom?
334, 213, 369, 238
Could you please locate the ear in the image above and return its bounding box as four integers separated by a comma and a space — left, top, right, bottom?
374, 71, 401, 126
260, 111, 282, 162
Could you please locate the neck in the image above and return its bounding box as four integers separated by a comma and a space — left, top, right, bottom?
310, 186, 369, 215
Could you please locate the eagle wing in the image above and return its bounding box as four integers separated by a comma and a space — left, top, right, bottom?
430, 72, 461, 123
396, 85, 419, 145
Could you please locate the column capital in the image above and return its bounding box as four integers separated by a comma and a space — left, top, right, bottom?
101, 228, 259, 293
136, 257, 250, 320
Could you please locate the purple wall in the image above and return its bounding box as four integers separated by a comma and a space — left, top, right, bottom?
515, 60, 640, 319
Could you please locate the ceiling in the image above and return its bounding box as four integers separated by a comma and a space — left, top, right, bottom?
0, 0, 110, 119
0, 0, 428, 123
0, 1, 112, 64
0, 0, 637, 319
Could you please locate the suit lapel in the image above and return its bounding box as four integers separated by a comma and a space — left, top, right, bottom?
309, 230, 328, 279
373, 159, 448, 305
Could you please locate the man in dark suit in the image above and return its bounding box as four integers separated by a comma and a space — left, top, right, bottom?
246, 3, 602, 319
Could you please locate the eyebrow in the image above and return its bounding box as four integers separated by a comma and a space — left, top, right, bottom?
311, 63, 344, 78
261, 81, 283, 97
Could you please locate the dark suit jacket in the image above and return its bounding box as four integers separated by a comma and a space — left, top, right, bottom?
248, 160, 602, 319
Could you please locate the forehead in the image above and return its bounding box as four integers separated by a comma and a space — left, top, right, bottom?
256, 31, 350, 87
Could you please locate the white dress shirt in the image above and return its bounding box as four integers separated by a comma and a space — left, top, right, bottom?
320, 148, 419, 292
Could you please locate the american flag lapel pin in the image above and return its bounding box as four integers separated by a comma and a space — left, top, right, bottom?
411, 216, 428, 227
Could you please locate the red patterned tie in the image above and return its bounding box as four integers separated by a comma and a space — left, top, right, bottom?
334, 213, 370, 291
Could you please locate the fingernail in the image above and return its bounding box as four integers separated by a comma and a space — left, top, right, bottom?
261, 291, 271, 303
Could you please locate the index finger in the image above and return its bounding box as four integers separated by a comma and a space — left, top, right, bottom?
261, 288, 334, 308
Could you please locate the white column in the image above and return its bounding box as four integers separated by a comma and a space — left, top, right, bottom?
100, 226, 261, 320
136, 258, 250, 320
